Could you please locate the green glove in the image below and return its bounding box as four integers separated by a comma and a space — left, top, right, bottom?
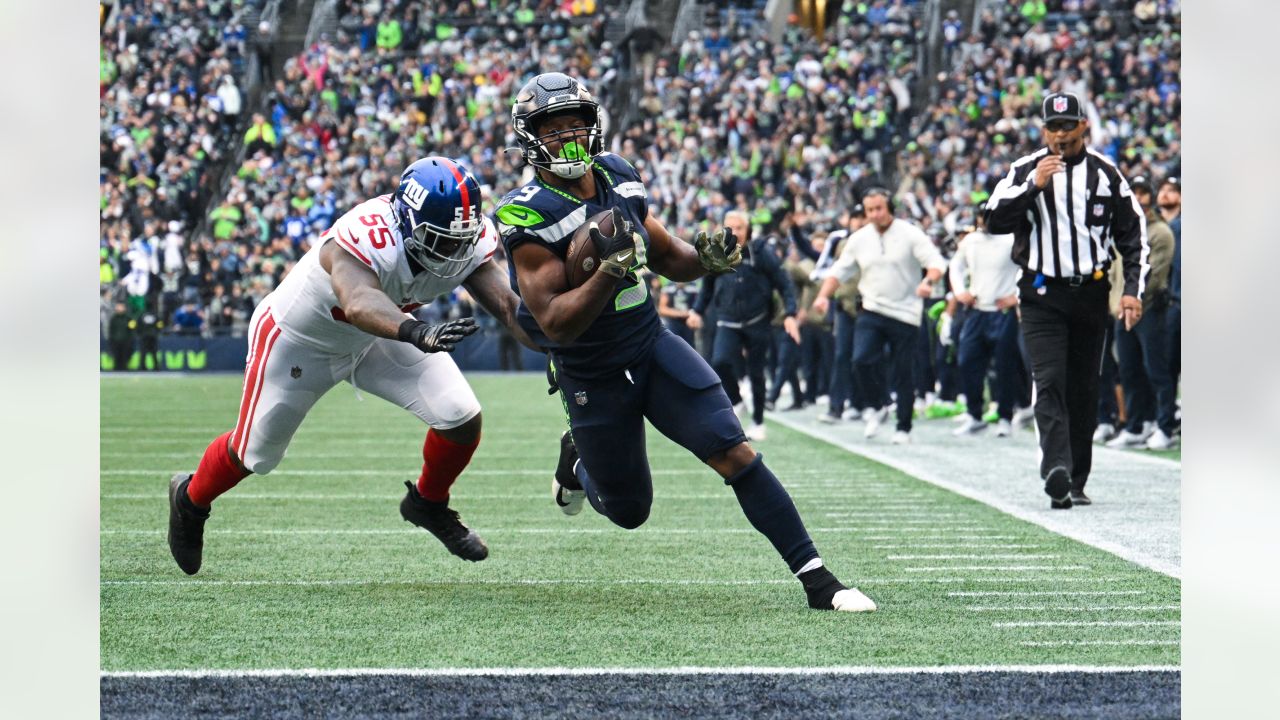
694, 227, 743, 273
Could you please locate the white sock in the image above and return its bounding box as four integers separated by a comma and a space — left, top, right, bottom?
794, 557, 824, 577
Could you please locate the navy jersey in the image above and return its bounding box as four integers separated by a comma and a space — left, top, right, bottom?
496, 152, 661, 380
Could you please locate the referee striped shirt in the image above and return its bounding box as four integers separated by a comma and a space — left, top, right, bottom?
985, 147, 1151, 298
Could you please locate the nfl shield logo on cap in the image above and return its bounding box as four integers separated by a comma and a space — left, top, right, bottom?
1043, 92, 1083, 121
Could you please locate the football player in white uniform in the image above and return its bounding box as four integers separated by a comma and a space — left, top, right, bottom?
167, 157, 534, 574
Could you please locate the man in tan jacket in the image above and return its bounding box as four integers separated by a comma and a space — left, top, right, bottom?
1105, 176, 1177, 451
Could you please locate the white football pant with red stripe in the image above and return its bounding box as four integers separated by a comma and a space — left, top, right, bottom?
229, 301, 481, 474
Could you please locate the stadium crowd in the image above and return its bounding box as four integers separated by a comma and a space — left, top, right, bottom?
98, 0, 1181, 448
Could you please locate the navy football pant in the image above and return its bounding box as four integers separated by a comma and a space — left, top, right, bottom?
710, 320, 770, 426
553, 330, 819, 573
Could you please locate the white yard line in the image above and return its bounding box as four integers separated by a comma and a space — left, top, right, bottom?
874, 544, 1046, 549
949, 590, 1146, 597
101, 576, 1146, 588
767, 412, 1181, 578
967, 605, 1180, 612
1019, 640, 1179, 647
101, 664, 1181, 679
904, 565, 1087, 572
994, 620, 1180, 628
887, 554, 1059, 560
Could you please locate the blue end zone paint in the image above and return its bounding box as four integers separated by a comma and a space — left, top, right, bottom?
101, 669, 1180, 719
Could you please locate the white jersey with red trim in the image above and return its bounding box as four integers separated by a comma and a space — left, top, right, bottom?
266, 194, 498, 352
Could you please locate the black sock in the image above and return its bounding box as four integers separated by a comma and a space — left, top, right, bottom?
798, 566, 848, 610
725, 453, 817, 573
178, 478, 210, 518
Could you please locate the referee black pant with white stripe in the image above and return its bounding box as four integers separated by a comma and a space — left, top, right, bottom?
1018, 273, 1110, 489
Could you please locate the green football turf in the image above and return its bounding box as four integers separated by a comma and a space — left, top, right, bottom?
101, 374, 1180, 671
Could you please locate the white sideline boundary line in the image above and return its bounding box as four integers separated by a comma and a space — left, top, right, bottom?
766, 414, 1181, 578
100, 575, 1147, 588
101, 664, 1181, 679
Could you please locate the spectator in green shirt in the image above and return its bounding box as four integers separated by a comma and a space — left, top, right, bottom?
1020, 0, 1047, 26
209, 201, 243, 241
376, 15, 402, 51
243, 113, 277, 155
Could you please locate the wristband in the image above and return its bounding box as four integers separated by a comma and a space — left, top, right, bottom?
398, 318, 428, 343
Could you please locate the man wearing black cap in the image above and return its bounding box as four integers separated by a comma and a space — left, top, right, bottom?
985, 92, 1151, 509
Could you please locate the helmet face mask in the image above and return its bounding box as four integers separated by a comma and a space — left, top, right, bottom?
512, 73, 603, 181
392, 157, 483, 279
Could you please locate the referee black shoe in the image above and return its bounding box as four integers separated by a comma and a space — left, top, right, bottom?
168, 473, 209, 575
1069, 488, 1092, 506
399, 482, 489, 561
1045, 466, 1072, 509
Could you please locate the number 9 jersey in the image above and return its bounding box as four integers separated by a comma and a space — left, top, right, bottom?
496, 151, 661, 380
267, 194, 499, 352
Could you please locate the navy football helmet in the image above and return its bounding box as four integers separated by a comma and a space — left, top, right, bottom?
511, 72, 603, 180
391, 157, 483, 278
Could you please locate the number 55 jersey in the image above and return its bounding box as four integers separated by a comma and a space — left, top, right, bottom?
269, 194, 498, 352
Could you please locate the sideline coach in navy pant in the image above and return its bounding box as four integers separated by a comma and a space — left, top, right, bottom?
688, 211, 800, 442
986, 93, 1150, 509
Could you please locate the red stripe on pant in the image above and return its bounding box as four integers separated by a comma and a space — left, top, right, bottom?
230, 312, 280, 460
235, 324, 282, 461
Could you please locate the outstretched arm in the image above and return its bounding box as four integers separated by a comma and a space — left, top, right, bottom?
644, 210, 706, 282
462, 259, 540, 351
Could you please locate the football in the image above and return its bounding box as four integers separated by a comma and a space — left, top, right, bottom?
564, 209, 617, 288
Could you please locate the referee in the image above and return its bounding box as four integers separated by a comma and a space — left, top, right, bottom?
985, 92, 1150, 509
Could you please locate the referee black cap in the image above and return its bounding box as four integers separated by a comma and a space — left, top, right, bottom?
1042, 92, 1084, 122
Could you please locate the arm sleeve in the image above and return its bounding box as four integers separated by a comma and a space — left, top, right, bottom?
985, 158, 1042, 234
789, 224, 820, 261
1112, 174, 1151, 298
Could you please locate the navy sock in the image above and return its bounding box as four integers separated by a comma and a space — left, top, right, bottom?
725, 453, 818, 573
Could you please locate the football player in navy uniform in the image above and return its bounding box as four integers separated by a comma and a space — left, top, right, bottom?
496, 72, 876, 612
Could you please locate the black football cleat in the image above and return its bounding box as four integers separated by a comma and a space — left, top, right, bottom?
799, 566, 877, 612
399, 482, 488, 561
168, 473, 209, 575
553, 431, 585, 516
1069, 488, 1092, 506
1045, 466, 1072, 509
